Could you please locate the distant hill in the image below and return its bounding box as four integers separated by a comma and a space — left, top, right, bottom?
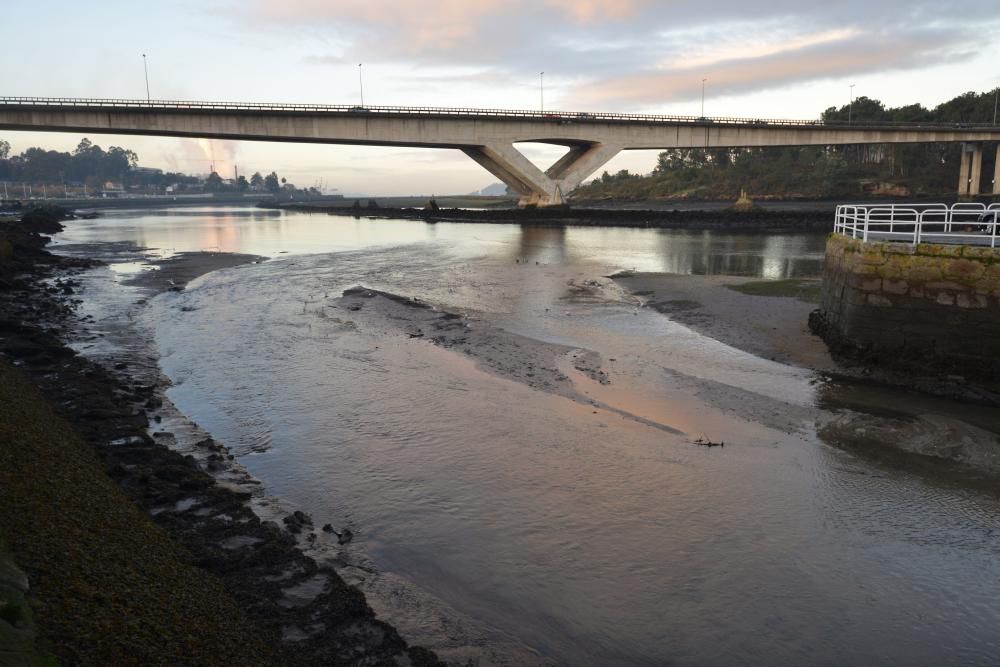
476, 183, 510, 197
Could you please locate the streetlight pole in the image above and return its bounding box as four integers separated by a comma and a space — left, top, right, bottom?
701, 78, 707, 117
993, 87, 998, 125
142, 54, 150, 102
849, 84, 855, 124
540, 71, 545, 112
358, 64, 365, 107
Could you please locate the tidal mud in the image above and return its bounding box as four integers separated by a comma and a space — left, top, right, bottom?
332, 285, 683, 436
612, 270, 1000, 481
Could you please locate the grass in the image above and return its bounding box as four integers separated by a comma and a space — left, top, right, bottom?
0, 359, 271, 666
727, 279, 822, 303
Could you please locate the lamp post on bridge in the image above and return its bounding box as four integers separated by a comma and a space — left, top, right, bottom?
849, 84, 855, 124
142, 54, 150, 103
701, 78, 707, 117
358, 64, 365, 108
540, 71, 544, 113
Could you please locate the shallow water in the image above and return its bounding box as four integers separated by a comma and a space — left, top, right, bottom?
55, 207, 1000, 665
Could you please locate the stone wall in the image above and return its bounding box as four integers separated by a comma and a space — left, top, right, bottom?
812, 234, 1000, 379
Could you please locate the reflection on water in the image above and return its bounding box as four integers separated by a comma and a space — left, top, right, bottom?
58, 207, 1000, 666
54, 207, 826, 279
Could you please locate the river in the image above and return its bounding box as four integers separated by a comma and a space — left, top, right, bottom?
53, 206, 1000, 666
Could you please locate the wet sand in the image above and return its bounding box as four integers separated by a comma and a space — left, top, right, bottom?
612, 272, 836, 371
332, 286, 682, 435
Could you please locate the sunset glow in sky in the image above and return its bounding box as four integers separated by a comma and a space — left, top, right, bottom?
4, 0, 999, 194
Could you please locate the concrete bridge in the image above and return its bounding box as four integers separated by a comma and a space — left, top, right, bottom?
3, 96, 1000, 207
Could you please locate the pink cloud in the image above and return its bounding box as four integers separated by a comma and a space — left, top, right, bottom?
244, 0, 642, 55
567, 32, 972, 110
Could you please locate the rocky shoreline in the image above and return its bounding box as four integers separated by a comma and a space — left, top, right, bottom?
261, 201, 833, 230
0, 209, 441, 665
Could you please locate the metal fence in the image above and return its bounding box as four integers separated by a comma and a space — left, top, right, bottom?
2, 95, 1000, 131
834, 202, 1000, 247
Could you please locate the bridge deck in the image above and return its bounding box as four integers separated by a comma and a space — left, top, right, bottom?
2, 96, 998, 132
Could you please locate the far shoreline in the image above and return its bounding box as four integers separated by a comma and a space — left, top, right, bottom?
261, 200, 836, 231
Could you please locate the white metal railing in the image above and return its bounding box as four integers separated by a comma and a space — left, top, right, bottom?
834, 202, 1000, 248
2, 95, 1000, 131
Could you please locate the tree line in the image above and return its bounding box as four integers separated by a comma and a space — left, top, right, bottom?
577, 89, 1000, 200
0, 138, 301, 195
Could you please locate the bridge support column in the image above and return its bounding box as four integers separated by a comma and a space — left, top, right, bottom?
958, 142, 983, 199
993, 145, 1000, 196
546, 143, 622, 195
462, 141, 621, 207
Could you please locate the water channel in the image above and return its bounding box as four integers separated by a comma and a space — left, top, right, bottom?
53, 206, 1000, 666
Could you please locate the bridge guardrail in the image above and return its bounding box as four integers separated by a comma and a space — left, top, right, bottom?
834, 202, 1000, 248
2, 96, 1000, 131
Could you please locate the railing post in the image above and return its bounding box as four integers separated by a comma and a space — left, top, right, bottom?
915, 211, 923, 245
863, 209, 870, 242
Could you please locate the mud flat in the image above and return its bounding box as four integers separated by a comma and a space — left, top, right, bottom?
0, 213, 440, 665
610, 270, 1000, 481
330, 285, 682, 435
611, 272, 834, 371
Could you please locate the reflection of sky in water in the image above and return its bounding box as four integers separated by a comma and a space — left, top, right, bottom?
143, 243, 1000, 667
108, 261, 158, 276
57, 206, 1000, 666
53, 206, 827, 279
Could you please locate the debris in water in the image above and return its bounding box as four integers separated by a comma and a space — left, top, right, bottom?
693, 436, 725, 448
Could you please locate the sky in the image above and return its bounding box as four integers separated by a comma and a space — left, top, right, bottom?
3, 0, 1000, 195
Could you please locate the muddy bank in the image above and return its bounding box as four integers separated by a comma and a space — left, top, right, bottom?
611, 272, 835, 371
331, 286, 682, 436
0, 217, 440, 664
263, 201, 832, 230
611, 270, 1000, 478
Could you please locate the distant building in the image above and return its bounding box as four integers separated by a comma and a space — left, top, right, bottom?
131, 166, 163, 176
101, 181, 125, 198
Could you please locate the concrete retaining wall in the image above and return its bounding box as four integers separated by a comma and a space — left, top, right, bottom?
812, 234, 1000, 378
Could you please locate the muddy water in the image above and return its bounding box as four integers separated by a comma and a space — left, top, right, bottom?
55, 208, 1000, 665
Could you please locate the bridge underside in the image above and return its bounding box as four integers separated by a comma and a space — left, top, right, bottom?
3, 102, 1000, 206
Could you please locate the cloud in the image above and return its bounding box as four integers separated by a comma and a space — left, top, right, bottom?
233, 1, 1000, 111
568, 28, 975, 109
